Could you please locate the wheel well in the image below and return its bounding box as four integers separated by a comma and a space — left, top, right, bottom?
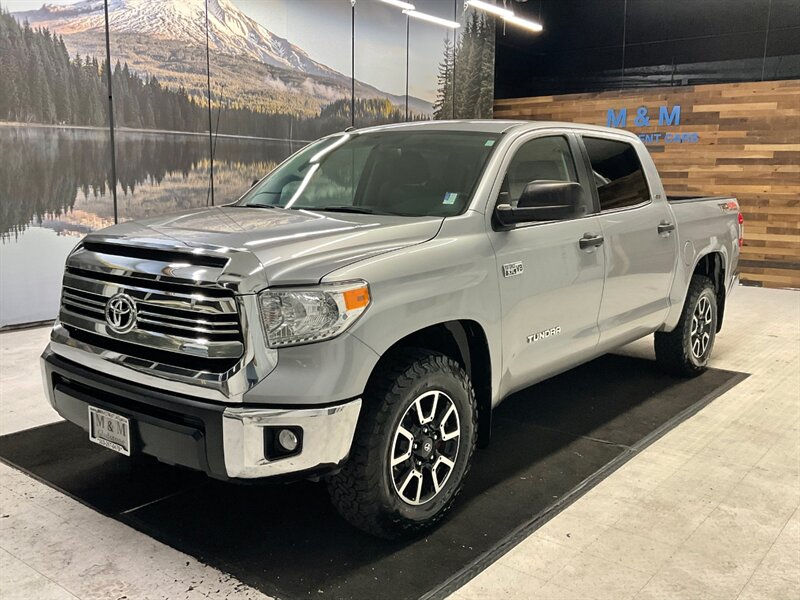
376, 321, 493, 448
693, 252, 726, 332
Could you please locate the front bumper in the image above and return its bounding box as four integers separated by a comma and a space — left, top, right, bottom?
41, 349, 361, 480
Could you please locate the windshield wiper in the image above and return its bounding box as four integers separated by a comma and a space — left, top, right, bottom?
240, 203, 285, 209
293, 205, 417, 216
301, 206, 378, 214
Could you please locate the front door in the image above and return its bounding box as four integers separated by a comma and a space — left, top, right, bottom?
488, 133, 606, 398
580, 135, 678, 348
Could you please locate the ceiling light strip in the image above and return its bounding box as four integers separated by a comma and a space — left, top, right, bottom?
465, 1, 513, 18
402, 9, 461, 29
503, 14, 543, 32
378, 0, 416, 10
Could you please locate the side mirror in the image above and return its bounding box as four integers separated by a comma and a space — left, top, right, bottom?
495, 180, 584, 228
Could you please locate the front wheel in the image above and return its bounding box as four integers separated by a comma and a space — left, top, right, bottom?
327, 349, 477, 538
655, 275, 718, 376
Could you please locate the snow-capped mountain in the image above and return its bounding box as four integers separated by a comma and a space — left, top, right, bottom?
15, 0, 342, 80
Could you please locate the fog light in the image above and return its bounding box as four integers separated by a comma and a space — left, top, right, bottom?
277, 428, 299, 452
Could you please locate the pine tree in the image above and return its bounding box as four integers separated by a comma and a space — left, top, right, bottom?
432, 37, 454, 120
475, 15, 495, 118
143, 100, 155, 129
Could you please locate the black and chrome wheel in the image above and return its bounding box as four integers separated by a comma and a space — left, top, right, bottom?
327, 349, 476, 538
690, 294, 714, 361
390, 390, 461, 506
655, 274, 718, 376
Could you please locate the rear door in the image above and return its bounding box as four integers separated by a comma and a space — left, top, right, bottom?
487, 132, 606, 397
579, 135, 678, 347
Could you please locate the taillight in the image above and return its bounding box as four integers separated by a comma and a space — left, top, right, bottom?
738, 212, 744, 247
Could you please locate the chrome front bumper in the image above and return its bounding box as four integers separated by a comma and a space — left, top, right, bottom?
42, 349, 362, 480
222, 401, 362, 478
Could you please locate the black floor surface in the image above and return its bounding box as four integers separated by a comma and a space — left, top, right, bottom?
0, 355, 746, 600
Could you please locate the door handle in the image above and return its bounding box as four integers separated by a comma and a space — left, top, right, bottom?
579, 233, 604, 250
658, 222, 676, 235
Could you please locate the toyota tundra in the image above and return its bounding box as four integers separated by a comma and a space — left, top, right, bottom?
41, 120, 743, 537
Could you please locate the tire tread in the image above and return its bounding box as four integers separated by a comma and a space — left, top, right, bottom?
327, 348, 477, 538
655, 274, 715, 377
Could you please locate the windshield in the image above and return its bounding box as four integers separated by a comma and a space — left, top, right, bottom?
238, 130, 500, 217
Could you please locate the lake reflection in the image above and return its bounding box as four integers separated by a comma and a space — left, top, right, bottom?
0, 125, 297, 327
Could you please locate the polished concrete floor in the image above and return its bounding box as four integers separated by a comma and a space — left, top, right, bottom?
0, 285, 798, 600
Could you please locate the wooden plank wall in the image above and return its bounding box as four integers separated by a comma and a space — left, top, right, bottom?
494, 80, 800, 289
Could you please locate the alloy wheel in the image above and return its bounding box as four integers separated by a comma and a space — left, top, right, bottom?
690, 295, 714, 359
389, 390, 461, 506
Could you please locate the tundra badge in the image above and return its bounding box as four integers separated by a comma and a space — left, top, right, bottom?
527, 327, 562, 343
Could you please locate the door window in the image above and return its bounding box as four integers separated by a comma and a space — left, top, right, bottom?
498, 136, 589, 219
583, 137, 651, 211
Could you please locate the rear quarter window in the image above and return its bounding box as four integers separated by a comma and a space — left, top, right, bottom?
583, 137, 651, 211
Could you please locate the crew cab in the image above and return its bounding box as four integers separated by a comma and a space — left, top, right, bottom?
41, 120, 742, 537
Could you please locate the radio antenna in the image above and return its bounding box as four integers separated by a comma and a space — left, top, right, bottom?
206, 83, 224, 207
204, 0, 215, 206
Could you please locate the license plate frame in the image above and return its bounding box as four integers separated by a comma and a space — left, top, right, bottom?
88, 406, 131, 456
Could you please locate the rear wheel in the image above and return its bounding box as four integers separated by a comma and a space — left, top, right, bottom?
655, 275, 718, 376
327, 349, 477, 538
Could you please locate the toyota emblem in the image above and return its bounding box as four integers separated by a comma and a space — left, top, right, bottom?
105, 293, 137, 333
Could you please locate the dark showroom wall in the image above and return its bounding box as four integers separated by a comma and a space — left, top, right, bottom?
495, 0, 800, 289
0, 0, 495, 328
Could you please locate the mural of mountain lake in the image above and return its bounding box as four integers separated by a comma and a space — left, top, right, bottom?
0, 124, 299, 328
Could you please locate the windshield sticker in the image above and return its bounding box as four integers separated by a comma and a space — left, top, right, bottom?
443, 192, 459, 205
485, 139, 495, 146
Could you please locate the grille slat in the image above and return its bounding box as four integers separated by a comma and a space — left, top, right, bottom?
134, 302, 239, 323
68, 265, 230, 295
136, 316, 240, 336
63, 290, 106, 308
64, 270, 221, 302
136, 309, 238, 328
59, 246, 242, 372
63, 297, 105, 315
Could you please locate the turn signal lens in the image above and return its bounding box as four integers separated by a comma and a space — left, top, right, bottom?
343, 286, 370, 310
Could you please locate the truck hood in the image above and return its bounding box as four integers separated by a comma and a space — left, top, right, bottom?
89, 206, 443, 289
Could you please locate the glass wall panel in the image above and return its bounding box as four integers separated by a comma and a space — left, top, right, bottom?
1, 1, 114, 326
206, 0, 354, 205
412, 0, 458, 121
453, 2, 495, 119
274, 0, 354, 137
354, 0, 407, 127
411, 0, 495, 121
106, 0, 215, 221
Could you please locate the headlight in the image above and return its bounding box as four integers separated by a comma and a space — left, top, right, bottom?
258, 280, 370, 348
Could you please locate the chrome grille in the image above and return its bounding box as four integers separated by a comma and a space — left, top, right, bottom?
59, 243, 243, 371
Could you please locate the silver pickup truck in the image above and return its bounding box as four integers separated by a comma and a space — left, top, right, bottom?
41, 120, 742, 537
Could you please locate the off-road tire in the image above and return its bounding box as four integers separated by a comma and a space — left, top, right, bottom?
327, 349, 477, 539
655, 275, 718, 376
